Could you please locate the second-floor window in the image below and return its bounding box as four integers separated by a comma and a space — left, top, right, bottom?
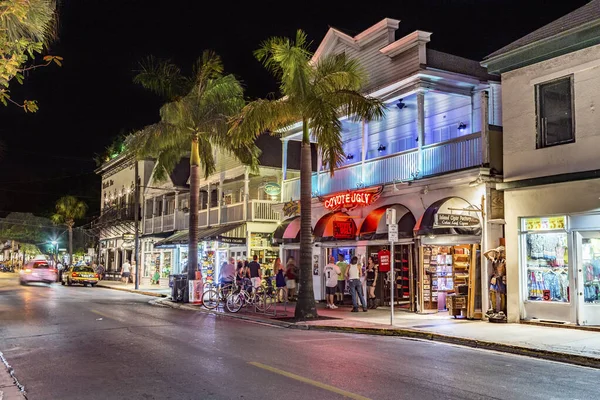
536, 76, 574, 148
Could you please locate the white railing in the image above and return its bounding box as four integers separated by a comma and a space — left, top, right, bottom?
198, 210, 207, 228
209, 209, 218, 225
152, 216, 161, 234
163, 214, 174, 231
175, 212, 186, 230
144, 218, 152, 234
281, 133, 483, 201
224, 202, 244, 224
252, 200, 280, 221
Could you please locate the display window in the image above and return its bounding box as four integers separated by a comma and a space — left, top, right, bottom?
580, 237, 600, 304
522, 216, 569, 303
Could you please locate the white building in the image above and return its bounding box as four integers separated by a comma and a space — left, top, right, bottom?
483, 0, 600, 325
276, 18, 503, 313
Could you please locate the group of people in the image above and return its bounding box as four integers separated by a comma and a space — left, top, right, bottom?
324, 254, 379, 312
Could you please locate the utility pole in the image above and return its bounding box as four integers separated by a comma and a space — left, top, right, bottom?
134, 160, 141, 290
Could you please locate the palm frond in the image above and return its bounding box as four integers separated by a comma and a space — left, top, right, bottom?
1, 0, 57, 45
229, 98, 300, 142
134, 56, 190, 101
322, 89, 387, 122
313, 53, 367, 93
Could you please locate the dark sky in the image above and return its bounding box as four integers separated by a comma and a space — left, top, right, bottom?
0, 0, 590, 218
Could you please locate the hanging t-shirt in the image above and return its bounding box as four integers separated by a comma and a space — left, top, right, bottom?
324, 263, 341, 287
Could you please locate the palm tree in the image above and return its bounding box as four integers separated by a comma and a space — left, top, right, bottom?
51, 196, 87, 266
230, 30, 386, 319
129, 50, 260, 292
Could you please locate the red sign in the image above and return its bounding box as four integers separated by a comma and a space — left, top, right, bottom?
378, 249, 391, 272
543, 290, 551, 301
321, 186, 383, 211
333, 220, 356, 239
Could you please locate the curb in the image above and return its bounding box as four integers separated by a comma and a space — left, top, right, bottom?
97, 284, 167, 298
151, 298, 600, 369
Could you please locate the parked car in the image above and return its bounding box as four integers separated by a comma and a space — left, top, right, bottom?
19, 260, 56, 285
62, 265, 99, 287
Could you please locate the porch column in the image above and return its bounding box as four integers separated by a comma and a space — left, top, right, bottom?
281, 140, 288, 202
161, 194, 166, 231
174, 191, 179, 230
152, 197, 156, 233
206, 183, 211, 227
481, 90, 490, 166
243, 168, 250, 221
217, 179, 223, 224
361, 119, 369, 186
316, 145, 322, 196
417, 91, 425, 178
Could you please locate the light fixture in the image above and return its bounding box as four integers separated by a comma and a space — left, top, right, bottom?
396, 99, 406, 110
458, 122, 467, 132
346, 153, 354, 160
378, 144, 386, 153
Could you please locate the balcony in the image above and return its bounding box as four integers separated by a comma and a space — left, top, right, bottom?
282, 132, 488, 201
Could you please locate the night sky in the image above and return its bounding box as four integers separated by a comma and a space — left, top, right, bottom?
0, 0, 590, 219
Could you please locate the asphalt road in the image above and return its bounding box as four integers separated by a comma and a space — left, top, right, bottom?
1, 273, 599, 400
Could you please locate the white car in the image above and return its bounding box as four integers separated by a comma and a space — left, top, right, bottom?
19, 260, 57, 285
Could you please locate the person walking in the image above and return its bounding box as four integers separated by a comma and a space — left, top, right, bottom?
324, 256, 341, 309
285, 257, 297, 301
121, 259, 131, 284
248, 255, 262, 290
336, 254, 349, 305
274, 258, 287, 302
346, 256, 367, 312
97, 263, 105, 280
366, 256, 379, 309
56, 261, 63, 283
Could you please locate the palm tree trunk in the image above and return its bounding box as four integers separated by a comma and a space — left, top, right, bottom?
68, 225, 73, 266
187, 136, 201, 301
295, 119, 318, 319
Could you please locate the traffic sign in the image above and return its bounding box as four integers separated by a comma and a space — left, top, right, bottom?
388, 223, 398, 242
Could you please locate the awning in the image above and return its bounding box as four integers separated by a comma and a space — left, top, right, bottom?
414, 197, 481, 237
155, 223, 246, 248
273, 217, 301, 245
314, 212, 357, 242
358, 204, 416, 240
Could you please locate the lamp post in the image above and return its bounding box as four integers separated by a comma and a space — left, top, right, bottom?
51, 240, 59, 282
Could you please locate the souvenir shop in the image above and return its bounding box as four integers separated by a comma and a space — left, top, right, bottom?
414, 197, 483, 318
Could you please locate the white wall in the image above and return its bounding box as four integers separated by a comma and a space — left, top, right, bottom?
501, 44, 600, 181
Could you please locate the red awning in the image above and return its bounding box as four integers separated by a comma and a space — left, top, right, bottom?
273, 217, 301, 244
314, 212, 357, 242
358, 204, 415, 240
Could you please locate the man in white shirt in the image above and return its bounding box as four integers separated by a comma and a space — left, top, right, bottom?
323, 256, 341, 309
121, 260, 131, 284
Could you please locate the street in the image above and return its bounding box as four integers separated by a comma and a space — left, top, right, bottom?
0, 273, 598, 400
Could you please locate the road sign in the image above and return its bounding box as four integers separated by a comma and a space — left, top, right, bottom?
388, 223, 398, 242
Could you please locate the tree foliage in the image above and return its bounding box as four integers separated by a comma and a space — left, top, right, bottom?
51, 195, 87, 228
0, 212, 55, 244
0, 0, 61, 112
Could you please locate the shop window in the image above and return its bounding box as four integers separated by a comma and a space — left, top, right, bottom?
536, 76, 574, 148
522, 216, 569, 303
224, 192, 233, 205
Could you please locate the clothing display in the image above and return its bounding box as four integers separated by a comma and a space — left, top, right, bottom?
525, 232, 569, 302
581, 238, 600, 304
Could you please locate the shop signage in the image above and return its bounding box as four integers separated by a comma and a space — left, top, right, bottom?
122, 233, 134, 241
215, 236, 246, 245
320, 186, 383, 211
282, 201, 300, 217
543, 289, 551, 301
59, 248, 67, 252
434, 213, 480, 228
378, 249, 391, 272
121, 242, 134, 250
388, 224, 399, 242
524, 216, 566, 231
264, 182, 281, 196
333, 220, 356, 240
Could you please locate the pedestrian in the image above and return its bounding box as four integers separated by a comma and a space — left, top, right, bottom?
346, 256, 367, 312
324, 256, 341, 309
336, 253, 349, 305
273, 258, 286, 302
97, 263, 105, 280
248, 255, 262, 290
366, 256, 379, 309
285, 257, 297, 301
128, 260, 135, 284
121, 259, 131, 284
219, 257, 236, 286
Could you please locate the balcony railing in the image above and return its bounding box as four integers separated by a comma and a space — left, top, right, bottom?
282, 132, 486, 201
252, 200, 280, 221
163, 214, 174, 231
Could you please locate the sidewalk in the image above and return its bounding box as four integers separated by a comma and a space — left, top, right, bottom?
155, 299, 600, 369
96, 280, 170, 297
0, 351, 26, 399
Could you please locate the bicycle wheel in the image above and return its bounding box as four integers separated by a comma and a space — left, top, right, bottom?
202, 289, 219, 310
254, 288, 269, 312
226, 292, 243, 313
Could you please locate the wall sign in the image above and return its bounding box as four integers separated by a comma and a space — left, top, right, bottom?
333, 220, 356, 240
283, 201, 300, 217
434, 213, 480, 228
320, 186, 383, 211
524, 216, 566, 231
215, 236, 246, 245
122, 233, 134, 241
264, 182, 281, 196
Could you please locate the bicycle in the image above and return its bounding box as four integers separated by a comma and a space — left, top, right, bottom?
226, 278, 275, 313
202, 281, 233, 310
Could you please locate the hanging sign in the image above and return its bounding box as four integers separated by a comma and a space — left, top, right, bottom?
333, 220, 356, 240
320, 186, 383, 211
214, 236, 246, 245
283, 201, 300, 217
122, 233, 135, 241
264, 182, 281, 196
524, 216, 566, 231
378, 249, 391, 272
434, 213, 480, 228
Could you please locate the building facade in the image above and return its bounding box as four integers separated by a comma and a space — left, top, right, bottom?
276, 18, 504, 312
483, 0, 600, 324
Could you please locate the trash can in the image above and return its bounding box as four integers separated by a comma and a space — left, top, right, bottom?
171, 274, 188, 302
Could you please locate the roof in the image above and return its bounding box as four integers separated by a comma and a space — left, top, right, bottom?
486, 0, 600, 59
426, 49, 499, 82
169, 157, 190, 187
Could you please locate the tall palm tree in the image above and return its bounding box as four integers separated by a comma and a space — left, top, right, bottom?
230, 30, 386, 319
129, 51, 260, 292
51, 196, 87, 266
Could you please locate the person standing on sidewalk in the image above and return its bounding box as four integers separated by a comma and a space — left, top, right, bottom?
248, 255, 262, 291
336, 254, 349, 306
346, 256, 367, 312
366, 256, 379, 309
285, 257, 297, 301
324, 256, 341, 309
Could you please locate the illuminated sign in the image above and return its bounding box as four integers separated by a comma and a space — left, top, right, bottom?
122, 233, 135, 241
320, 186, 383, 211
524, 216, 566, 231
283, 201, 300, 217
434, 214, 480, 228
264, 182, 281, 196
333, 220, 356, 240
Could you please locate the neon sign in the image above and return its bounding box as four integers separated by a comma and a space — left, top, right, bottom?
320, 186, 383, 211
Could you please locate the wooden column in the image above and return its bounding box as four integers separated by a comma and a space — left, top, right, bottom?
244, 168, 250, 221
417, 91, 425, 177
361, 119, 369, 186
481, 90, 490, 166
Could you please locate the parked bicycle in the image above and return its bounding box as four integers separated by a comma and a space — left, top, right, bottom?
202, 281, 233, 310
225, 278, 276, 313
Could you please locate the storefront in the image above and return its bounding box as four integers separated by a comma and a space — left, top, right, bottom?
273, 216, 301, 277
414, 197, 483, 317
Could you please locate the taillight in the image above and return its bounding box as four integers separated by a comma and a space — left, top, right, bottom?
24, 268, 32, 273
49, 268, 57, 273
72, 272, 78, 277
95, 274, 99, 278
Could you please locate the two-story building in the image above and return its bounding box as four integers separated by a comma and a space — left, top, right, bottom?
94, 153, 154, 276
141, 135, 295, 285
483, 0, 600, 325
276, 18, 503, 314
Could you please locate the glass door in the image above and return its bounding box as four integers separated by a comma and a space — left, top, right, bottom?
575, 231, 600, 326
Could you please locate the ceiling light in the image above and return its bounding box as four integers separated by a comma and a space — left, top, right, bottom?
458, 122, 467, 132
396, 99, 406, 110
378, 144, 386, 153
346, 153, 354, 160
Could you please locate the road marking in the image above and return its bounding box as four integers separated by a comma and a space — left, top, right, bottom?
248, 362, 371, 400
90, 309, 115, 321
